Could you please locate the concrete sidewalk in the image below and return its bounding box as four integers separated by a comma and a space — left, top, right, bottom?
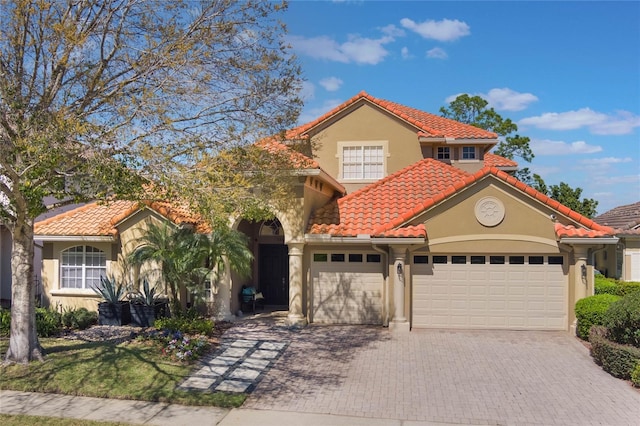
0, 390, 462, 426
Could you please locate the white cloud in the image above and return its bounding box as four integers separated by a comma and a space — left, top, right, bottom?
519, 108, 640, 135
298, 98, 345, 124
400, 18, 470, 42
401, 46, 411, 59
483, 88, 538, 112
530, 139, 602, 156
580, 157, 633, 165
380, 24, 405, 38
319, 77, 343, 92
426, 47, 448, 59
287, 33, 394, 65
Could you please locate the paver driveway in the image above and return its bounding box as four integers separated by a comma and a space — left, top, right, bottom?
226, 313, 640, 426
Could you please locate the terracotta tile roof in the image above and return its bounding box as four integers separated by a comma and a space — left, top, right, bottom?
307, 159, 615, 239
288, 91, 498, 140
35, 200, 133, 237
256, 137, 319, 169
554, 223, 617, 239
35, 199, 209, 238
484, 153, 518, 168
594, 201, 640, 230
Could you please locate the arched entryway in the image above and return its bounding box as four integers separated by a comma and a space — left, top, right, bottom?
234, 218, 289, 312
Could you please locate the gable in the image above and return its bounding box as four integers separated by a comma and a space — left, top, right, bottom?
414, 178, 561, 253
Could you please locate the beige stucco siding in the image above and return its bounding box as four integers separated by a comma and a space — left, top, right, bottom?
310, 104, 424, 193
418, 181, 561, 254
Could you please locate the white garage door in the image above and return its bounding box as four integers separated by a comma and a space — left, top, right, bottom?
630, 251, 640, 282
311, 252, 383, 324
412, 254, 567, 330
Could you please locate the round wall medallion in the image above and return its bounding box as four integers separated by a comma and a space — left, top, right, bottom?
474, 196, 505, 227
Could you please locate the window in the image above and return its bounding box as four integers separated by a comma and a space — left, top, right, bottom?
437, 147, 450, 160
433, 255, 447, 264
548, 256, 564, 265
331, 253, 345, 262
366, 254, 381, 263
529, 256, 544, 265
349, 254, 363, 263
342, 145, 384, 180
413, 255, 429, 264
462, 146, 476, 160
509, 256, 525, 265
61, 246, 106, 290
471, 256, 486, 264
313, 253, 328, 262
452, 256, 466, 264
490, 256, 505, 264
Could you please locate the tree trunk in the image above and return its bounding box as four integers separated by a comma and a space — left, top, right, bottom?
5, 217, 44, 363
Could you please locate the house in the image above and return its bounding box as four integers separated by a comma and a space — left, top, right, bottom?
593, 201, 640, 281
35, 91, 619, 332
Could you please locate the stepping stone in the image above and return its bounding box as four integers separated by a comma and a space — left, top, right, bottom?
250, 349, 279, 359
259, 341, 286, 351
242, 357, 271, 370
208, 356, 239, 367
180, 376, 214, 390
231, 339, 258, 348
195, 365, 229, 377
229, 367, 261, 381
216, 380, 251, 393
220, 347, 249, 358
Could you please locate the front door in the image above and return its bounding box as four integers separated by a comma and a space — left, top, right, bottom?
259, 244, 289, 306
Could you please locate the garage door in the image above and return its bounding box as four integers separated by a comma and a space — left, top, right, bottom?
630, 251, 640, 281
412, 254, 567, 330
311, 252, 383, 324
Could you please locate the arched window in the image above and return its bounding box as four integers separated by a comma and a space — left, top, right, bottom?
61, 246, 106, 289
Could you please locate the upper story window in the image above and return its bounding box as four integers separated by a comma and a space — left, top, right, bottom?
437, 146, 450, 160
341, 144, 384, 180
61, 245, 106, 290
462, 146, 476, 160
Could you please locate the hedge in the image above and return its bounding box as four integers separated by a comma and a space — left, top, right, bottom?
631, 363, 640, 388
603, 292, 640, 347
595, 276, 640, 296
589, 326, 640, 380
574, 294, 621, 340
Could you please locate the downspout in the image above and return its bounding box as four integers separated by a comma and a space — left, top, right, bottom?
372, 244, 389, 327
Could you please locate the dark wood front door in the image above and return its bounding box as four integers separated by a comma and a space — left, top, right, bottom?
259, 244, 289, 306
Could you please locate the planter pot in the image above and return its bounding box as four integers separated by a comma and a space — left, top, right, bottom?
130, 304, 156, 327
98, 302, 131, 326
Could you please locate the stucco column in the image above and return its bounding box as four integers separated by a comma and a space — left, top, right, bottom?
390, 245, 410, 332
213, 257, 234, 321
570, 246, 590, 333
286, 242, 307, 326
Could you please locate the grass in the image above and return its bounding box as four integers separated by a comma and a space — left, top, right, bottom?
0, 336, 245, 408
0, 414, 127, 426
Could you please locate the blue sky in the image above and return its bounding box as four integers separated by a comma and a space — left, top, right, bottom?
281, 1, 640, 215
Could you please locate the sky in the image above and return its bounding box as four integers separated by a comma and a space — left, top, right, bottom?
280, 1, 640, 216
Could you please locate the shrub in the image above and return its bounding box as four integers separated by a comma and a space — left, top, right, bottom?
36, 307, 62, 337
154, 315, 214, 337
603, 292, 640, 347
631, 363, 640, 388
574, 294, 621, 340
589, 326, 640, 380
0, 308, 10, 337
595, 276, 640, 296
62, 307, 98, 330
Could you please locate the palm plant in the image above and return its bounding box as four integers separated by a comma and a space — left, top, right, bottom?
93, 276, 127, 304
129, 221, 208, 314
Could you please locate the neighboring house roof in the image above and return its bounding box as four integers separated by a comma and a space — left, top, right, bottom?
288, 91, 499, 140
483, 153, 518, 169
594, 201, 640, 230
34, 199, 208, 238
307, 159, 614, 239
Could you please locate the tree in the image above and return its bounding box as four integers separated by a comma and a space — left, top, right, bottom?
440, 94, 598, 217
440, 94, 534, 183
1, 0, 301, 363
533, 178, 599, 218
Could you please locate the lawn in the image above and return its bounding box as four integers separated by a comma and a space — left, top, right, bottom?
0, 336, 245, 408
0, 414, 127, 426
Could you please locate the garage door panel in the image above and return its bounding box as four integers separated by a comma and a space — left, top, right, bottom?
412, 255, 567, 330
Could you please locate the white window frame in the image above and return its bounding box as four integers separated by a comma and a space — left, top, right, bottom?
437, 146, 450, 160
461, 146, 476, 160
60, 245, 106, 290
338, 141, 388, 182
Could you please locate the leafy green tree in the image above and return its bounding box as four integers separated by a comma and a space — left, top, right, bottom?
440, 94, 598, 217
1, 0, 301, 363
440, 94, 534, 182
533, 179, 599, 218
